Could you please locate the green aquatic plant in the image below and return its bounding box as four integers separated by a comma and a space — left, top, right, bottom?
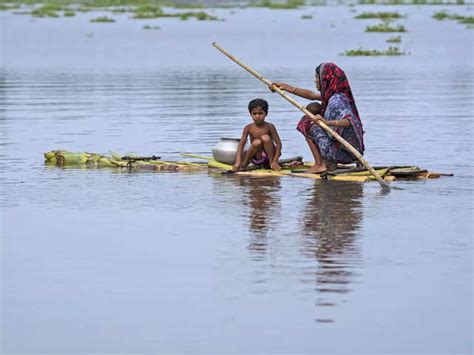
386, 34, 402, 42
0, 3, 21, 10
63, 9, 76, 16
176, 11, 219, 20
253, 0, 305, 9
31, 3, 62, 17
301, 14, 313, 19
111, 7, 130, 13
142, 24, 160, 29
133, 4, 163, 18
90, 15, 115, 22
343, 46, 406, 56
432, 10, 450, 19
433, 11, 474, 26
458, 16, 474, 24
172, 3, 204, 9
366, 21, 406, 32
355, 11, 404, 19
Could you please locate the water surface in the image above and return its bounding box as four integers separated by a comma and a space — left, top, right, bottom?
1, 4, 473, 354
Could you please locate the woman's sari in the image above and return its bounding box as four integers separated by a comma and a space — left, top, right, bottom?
297, 63, 365, 163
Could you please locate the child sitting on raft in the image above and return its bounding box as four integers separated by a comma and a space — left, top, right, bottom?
233, 98, 282, 171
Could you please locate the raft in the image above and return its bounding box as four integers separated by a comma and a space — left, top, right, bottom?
180, 154, 449, 182
43, 150, 207, 172
44, 150, 451, 182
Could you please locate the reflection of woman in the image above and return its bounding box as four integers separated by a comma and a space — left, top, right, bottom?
301, 182, 363, 295
274, 63, 365, 174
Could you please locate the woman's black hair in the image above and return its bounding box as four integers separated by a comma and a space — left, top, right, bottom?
315, 64, 322, 77
248, 98, 268, 114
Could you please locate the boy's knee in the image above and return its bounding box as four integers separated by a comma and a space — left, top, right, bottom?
252, 139, 262, 147
261, 134, 271, 143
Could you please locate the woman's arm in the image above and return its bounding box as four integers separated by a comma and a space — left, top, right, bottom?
272, 82, 321, 101
312, 114, 350, 128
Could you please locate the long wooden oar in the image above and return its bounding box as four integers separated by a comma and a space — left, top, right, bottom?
212, 42, 390, 190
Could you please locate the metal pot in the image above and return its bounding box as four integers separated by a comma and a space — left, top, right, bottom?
212, 137, 249, 165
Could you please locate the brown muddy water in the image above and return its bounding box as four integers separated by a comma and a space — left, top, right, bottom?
0, 4, 473, 354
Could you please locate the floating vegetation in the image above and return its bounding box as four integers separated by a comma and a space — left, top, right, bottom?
142, 24, 160, 29
433, 10, 474, 27
253, 0, 305, 9
301, 14, 313, 19
63, 9, 76, 16
355, 11, 404, 19
0, 3, 21, 10
90, 15, 115, 22
31, 3, 62, 17
133, 4, 164, 18
111, 7, 130, 13
386, 34, 402, 42
343, 46, 406, 56
460, 17, 474, 24
366, 21, 406, 32
177, 11, 220, 21
132, 5, 219, 21
172, 3, 204, 9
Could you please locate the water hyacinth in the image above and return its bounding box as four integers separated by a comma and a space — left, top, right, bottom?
366, 21, 406, 32
343, 46, 406, 56
31, 3, 63, 17
386, 35, 402, 42
355, 11, 404, 20
90, 16, 116, 22
133, 4, 164, 19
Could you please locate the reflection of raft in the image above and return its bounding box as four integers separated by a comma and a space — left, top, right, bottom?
44, 150, 452, 182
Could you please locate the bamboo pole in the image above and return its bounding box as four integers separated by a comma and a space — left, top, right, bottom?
212, 42, 390, 190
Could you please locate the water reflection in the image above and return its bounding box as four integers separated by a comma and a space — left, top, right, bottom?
235, 176, 282, 257
300, 181, 364, 322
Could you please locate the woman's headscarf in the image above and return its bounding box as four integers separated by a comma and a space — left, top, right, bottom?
316, 62, 360, 120
301, 62, 364, 153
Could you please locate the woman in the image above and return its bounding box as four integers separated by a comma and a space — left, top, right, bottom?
273, 63, 364, 174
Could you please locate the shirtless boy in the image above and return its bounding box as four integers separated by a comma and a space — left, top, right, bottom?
233, 98, 282, 171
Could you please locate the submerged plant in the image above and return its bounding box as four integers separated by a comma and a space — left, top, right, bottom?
355, 11, 404, 19
386, 35, 402, 42
366, 21, 406, 32
90, 16, 115, 22
343, 46, 406, 56
301, 14, 313, 19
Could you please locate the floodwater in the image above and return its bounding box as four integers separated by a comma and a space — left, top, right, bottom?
1, 4, 473, 354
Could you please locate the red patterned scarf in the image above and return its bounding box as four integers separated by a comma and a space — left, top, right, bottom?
297, 63, 364, 153
318, 63, 360, 120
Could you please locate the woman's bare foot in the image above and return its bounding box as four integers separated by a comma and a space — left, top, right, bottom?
308, 162, 327, 174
